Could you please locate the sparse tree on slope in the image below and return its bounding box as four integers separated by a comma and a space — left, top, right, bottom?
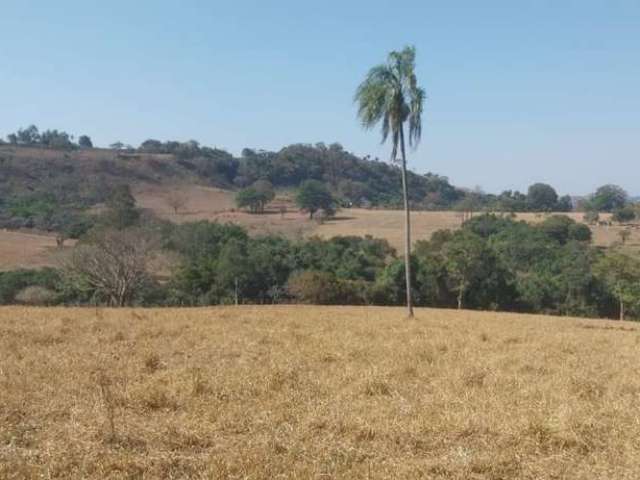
355, 45, 426, 317
166, 190, 188, 214
296, 180, 334, 219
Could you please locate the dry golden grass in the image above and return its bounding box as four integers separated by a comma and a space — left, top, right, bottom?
2, 306, 640, 479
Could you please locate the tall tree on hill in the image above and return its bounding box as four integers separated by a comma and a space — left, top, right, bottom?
355, 45, 426, 317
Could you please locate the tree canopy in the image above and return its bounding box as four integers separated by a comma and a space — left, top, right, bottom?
296, 180, 335, 219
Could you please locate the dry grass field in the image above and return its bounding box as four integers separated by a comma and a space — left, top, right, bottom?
129, 183, 640, 251
2, 306, 640, 479
131, 184, 640, 252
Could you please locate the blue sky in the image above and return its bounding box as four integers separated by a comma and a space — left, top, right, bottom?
1, 1, 638, 195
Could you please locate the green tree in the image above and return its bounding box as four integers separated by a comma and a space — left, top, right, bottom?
236, 180, 275, 214
556, 195, 573, 212
236, 188, 262, 213
295, 180, 334, 219
568, 223, 592, 243
527, 183, 558, 212
589, 184, 628, 212
355, 45, 426, 317
594, 252, 640, 320
78, 135, 93, 148
538, 215, 578, 244
442, 231, 490, 309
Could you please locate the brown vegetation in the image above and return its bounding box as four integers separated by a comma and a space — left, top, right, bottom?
1, 306, 640, 478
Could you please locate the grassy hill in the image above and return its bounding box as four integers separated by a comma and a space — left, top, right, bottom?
2, 305, 639, 478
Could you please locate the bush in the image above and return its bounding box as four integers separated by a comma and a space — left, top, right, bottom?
15, 286, 57, 306
568, 223, 592, 242
538, 215, 575, 244
287, 271, 366, 305
612, 206, 636, 223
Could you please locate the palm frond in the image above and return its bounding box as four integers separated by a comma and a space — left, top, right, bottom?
408, 86, 425, 148
355, 45, 425, 157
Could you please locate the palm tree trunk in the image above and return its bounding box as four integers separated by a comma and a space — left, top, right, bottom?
399, 125, 414, 318
620, 300, 625, 321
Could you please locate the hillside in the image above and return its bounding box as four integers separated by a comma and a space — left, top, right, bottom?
0, 142, 463, 213
2, 305, 640, 479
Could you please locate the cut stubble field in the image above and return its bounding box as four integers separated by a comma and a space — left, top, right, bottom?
2, 306, 640, 479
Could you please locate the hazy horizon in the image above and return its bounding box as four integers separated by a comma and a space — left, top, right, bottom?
2, 1, 638, 196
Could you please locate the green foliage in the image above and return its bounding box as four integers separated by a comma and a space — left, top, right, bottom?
589, 184, 628, 212
594, 252, 640, 320
407, 215, 609, 317
287, 271, 366, 305
5, 125, 75, 149
101, 184, 140, 229
296, 180, 335, 218
442, 231, 493, 309
235, 180, 275, 213
7, 194, 57, 220
527, 183, 559, 212
295, 235, 395, 282
538, 215, 580, 244
78, 135, 93, 148
568, 223, 592, 242
355, 45, 425, 160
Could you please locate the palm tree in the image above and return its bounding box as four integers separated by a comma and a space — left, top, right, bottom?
354, 46, 425, 317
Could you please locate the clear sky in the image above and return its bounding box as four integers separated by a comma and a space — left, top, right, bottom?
1, 1, 638, 195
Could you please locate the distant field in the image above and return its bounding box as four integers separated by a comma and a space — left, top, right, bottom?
133, 184, 640, 251
1, 306, 640, 478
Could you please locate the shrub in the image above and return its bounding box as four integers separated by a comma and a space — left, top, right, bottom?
568, 223, 592, 242
0, 268, 61, 304
538, 215, 575, 244
612, 206, 636, 224
287, 271, 366, 305
14, 286, 57, 306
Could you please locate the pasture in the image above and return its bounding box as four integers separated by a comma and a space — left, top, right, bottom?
1, 306, 640, 478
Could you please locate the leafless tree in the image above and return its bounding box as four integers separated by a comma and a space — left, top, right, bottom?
166, 190, 188, 214
62, 229, 155, 306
